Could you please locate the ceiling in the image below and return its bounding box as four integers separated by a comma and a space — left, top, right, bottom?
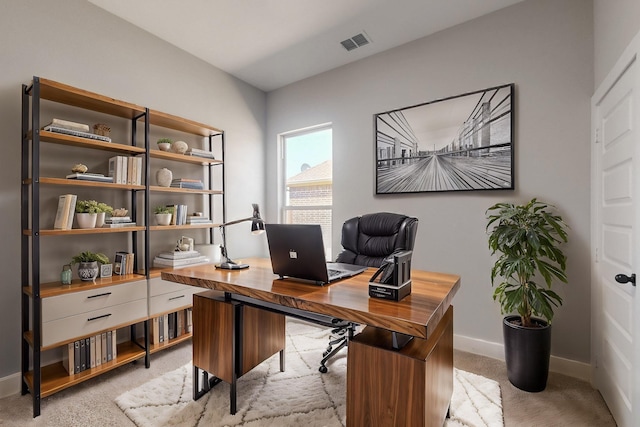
88, 0, 523, 92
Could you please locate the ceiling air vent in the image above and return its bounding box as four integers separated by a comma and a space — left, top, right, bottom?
340, 32, 371, 52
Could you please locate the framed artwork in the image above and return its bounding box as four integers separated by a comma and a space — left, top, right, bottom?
375, 83, 514, 194
100, 263, 113, 278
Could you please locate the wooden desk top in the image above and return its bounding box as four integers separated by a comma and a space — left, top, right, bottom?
161, 258, 460, 339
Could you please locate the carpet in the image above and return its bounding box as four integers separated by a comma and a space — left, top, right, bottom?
116, 320, 503, 427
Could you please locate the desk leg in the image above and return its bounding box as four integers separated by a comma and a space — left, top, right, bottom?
347, 306, 454, 427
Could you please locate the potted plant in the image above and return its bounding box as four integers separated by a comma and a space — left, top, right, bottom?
154, 206, 172, 226
157, 138, 172, 151
70, 250, 109, 282
486, 198, 568, 392
75, 199, 99, 228
95, 202, 113, 227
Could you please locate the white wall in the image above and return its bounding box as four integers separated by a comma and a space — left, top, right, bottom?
594, 0, 640, 88
0, 0, 266, 380
266, 0, 593, 363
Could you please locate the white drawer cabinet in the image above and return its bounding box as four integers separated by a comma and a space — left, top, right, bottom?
41, 299, 147, 348
148, 276, 203, 316
42, 280, 147, 323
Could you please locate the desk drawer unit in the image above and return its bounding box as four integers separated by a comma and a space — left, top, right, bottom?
149, 288, 201, 316
41, 280, 147, 348
149, 276, 202, 297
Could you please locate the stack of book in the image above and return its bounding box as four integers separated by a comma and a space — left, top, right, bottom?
170, 178, 204, 190
185, 147, 215, 159
108, 155, 143, 185
43, 118, 112, 143
166, 204, 188, 225
53, 194, 77, 230
102, 216, 137, 228
114, 251, 134, 275
62, 329, 117, 375
149, 308, 193, 345
186, 215, 213, 225
66, 172, 114, 183
153, 249, 209, 268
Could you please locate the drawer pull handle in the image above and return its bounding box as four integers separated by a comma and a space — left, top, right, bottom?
87, 313, 112, 322
169, 295, 185, 301
87, 292, 112, 299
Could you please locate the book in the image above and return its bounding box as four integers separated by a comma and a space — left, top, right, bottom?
74, 340, 81, 374
62, 342, 75, 375
186, 217, 212, 224
112, 329, 117, 359
126, 252, 134, 274
163, 314, 169, 343
185, 148, 215, 158
54, 194, 76, 230
170, 182, 204, 190
105, 216, 131, 223
85, 337, 91, 370
186, 308, 193, 333
80, 339, 86, 371
114, 252, 127, 275
168, 312, 175, 340
156, 250, 201, 260
153, 255, 209, 267
43, 125, 112, 142
127, 155, 134, 185
66, 173, 114, 183
172, 178, 202, 183
158, 315, 165, 343
151, 316, 160, 345
101, 222, 137, 228
90, 336, 96, 368
51, 118, 90, 133
95, 333, 102, 367
101, 333, 107, 364
106, 330, 113, 362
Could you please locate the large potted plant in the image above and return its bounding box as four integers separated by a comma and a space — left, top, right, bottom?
486, 198, 568, 392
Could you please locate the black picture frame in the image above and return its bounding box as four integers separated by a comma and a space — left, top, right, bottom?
375, 83, 514, 194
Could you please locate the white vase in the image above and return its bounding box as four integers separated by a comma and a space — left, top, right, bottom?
155, 213, 172, 226
156, 168, 173, 187
95, 212, 106, 228
158, 142, 171, 151
76, 212, 97, 229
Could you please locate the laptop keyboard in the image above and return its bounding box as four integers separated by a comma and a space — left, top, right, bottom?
327, 269, 341, 278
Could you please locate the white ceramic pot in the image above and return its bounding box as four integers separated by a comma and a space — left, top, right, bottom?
172, 140, 188, 154
158, 142, 171, 151
95, 212, 106, 228
156, 168, 173, 187
155, 213, 172, 226
76, 212, 97, 229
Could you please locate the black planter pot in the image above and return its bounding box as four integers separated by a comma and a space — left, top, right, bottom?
503, 315, 551, 392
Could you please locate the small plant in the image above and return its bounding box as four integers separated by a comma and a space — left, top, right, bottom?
71, 251, 109, 265
154, 206, 172, 214
157, 138, 173, 145
486, 198, 569, 327
96, 202, 113, 215
75, 200, 99, 213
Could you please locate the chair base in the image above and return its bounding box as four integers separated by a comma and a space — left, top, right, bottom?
319, 322, 356, 373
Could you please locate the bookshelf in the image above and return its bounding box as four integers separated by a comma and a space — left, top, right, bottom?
21, 76, 225, 417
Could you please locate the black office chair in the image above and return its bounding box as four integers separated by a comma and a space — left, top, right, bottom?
319, 212, 418, 373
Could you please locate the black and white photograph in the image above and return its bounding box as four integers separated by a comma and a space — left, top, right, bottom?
375, 84, 514, 194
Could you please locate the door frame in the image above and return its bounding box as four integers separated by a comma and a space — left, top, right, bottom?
591, 29, 640, 426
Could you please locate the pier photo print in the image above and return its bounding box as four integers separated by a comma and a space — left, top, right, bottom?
375, 84, 514, 194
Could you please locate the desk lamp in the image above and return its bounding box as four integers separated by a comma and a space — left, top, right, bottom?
216, 203, 265, 270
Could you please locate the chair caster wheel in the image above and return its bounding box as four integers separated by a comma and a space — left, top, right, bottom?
319, 365, 328, 373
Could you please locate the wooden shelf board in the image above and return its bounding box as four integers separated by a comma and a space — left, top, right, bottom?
29, 177, 145, 190
150, 148, 222, 165
23, 273, 147, 298
34, 130, 146, 154
148, 109, 222, 136
24, 226, 146, 236
24, 340, 146, 398
150, 223, 221, 231
150, 185, 223, 195
140, 333, 192, 355
31, 78, 146, 119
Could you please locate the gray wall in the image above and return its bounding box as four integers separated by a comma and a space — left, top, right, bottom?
594, 0, 640, 88
266, 0, 593, 363
0, 0, 266, 379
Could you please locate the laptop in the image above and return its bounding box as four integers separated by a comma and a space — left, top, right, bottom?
265, 224, 367, 285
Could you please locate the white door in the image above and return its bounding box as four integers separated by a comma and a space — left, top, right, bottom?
592, 33, 640, 427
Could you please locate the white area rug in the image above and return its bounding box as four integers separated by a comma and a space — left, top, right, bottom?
116, 320, 503, 427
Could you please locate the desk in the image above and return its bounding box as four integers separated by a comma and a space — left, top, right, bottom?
162, 258, 460, 427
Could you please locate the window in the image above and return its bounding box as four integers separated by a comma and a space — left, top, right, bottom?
280, 124, 332, 258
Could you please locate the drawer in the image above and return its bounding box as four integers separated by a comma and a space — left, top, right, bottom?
149, 287, 201, 316
42, 298, 147, 348
149, 276, 202, 297
42, 280, 147, 322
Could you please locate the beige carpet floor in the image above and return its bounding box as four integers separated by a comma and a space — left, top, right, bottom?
0, 332, 616, 426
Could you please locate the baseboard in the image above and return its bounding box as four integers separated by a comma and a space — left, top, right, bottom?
0, 371, 21, 399
454, 333, 592, 383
